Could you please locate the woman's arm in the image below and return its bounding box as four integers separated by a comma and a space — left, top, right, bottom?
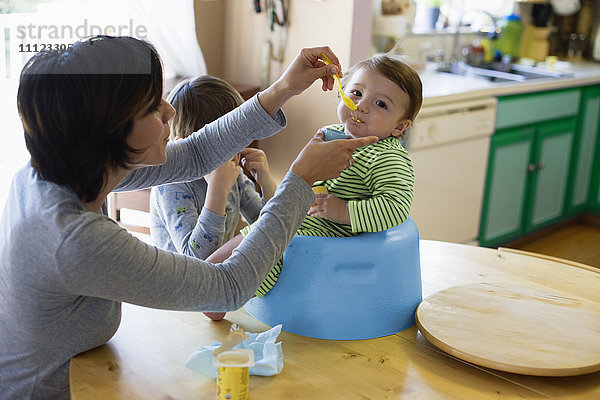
152, 182, 228, 260
115, 96, 284, 191
58, 171, 314, 312
116, 46, 344, 192
58, 134, 378, 312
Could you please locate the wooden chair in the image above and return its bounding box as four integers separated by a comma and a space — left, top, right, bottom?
107, 189, 151, 235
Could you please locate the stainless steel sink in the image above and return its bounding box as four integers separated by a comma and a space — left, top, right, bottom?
437, 61, 573, 83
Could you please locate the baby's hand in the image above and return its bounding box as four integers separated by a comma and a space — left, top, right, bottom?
308, 193, 350, 225
204, 155, 240, 194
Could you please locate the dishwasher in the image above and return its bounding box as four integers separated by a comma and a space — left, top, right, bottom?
406, 97, 497, 244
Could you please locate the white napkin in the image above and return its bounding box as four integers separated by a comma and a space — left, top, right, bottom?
186, 324, 284, 378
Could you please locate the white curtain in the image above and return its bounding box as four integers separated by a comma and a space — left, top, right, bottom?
37, 0, 207, 79
116, 0, 207, 79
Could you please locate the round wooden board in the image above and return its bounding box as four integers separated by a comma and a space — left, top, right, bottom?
415, 282, 600, 376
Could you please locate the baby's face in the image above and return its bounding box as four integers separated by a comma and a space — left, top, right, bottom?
338, 68, 411, 140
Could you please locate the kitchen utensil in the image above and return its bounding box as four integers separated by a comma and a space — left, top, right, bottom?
268, 0, 286, 31
416, 282, 600, 376
531, 4, 552, 27
319, 53, 357, 112
520, 25, 551, 61
213, 324, 248, 356
312, 186, 328, 194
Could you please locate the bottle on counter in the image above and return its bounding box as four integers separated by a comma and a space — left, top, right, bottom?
495, 14, 524, 59
576, 0, 593, 58
576, 0, 593, 36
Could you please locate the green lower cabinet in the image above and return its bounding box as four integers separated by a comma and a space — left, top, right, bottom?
526, 119, 575, 231
480, 127, 534, 245
590, 128, 600, 213
594, 179, 600, 211
479, 118, 576, 247
567, 85, 600, 213
595, 176, 600, 212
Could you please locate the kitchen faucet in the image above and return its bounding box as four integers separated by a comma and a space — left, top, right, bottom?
449, 9, 499, 64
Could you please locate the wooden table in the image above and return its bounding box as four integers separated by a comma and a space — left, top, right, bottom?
70, 241, 600, 399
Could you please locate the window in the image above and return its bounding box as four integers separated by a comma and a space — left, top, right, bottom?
0, 0, 40, 14
413, 0, 515, 33
0, 2, 42, 212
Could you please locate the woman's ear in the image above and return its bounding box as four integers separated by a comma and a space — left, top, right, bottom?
392, 119, 412, 138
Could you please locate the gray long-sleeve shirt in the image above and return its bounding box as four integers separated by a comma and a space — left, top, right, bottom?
0, 96, 314, 399
149, 171, 263, 260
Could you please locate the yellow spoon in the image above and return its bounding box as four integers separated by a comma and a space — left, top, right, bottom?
320, 53, 357, 112
213, 324, 248, 356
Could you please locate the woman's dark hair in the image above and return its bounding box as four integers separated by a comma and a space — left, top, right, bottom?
166, 75, 244, 140
17, 35, 163, 202
341, 54, 423, 137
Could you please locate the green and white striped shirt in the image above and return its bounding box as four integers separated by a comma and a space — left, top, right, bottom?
300, 124, 414, 237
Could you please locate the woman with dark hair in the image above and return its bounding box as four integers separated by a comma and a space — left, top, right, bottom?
0, 35, 376, 399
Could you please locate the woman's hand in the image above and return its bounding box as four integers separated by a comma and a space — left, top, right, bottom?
290, 131, 377, 186
308, 193, 350, 225
203, 155, 241, 216
240, 147, 277, 201
258, 46, 342, 116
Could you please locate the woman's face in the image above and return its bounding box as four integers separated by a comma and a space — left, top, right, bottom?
338, 68, 411, 140
126, 98, 176, 167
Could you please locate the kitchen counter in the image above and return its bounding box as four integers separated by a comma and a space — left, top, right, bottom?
420, 61, 600, 106
70, 241, 600, 399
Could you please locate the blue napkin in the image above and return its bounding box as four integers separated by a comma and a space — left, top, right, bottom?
186, 324, 283, 378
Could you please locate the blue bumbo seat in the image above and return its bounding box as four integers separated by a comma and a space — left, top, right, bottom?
244, 218, 422, 340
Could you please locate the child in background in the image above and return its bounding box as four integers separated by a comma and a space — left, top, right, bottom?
228, 54, 423, 297
150, 76, 277, 319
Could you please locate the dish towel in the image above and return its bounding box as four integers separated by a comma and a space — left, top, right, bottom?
186, 324, 284, 378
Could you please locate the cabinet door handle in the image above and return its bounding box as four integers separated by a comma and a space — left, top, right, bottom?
528, 163, 536, 172
537, 162, 545, 170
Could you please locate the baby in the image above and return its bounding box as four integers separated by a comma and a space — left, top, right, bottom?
239, 54, 423, 298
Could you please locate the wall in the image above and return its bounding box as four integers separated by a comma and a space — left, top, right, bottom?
221, 0, 372, 182
193, 0, 474, 181
194, 0, 225, 77
193, 1, 487, 183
